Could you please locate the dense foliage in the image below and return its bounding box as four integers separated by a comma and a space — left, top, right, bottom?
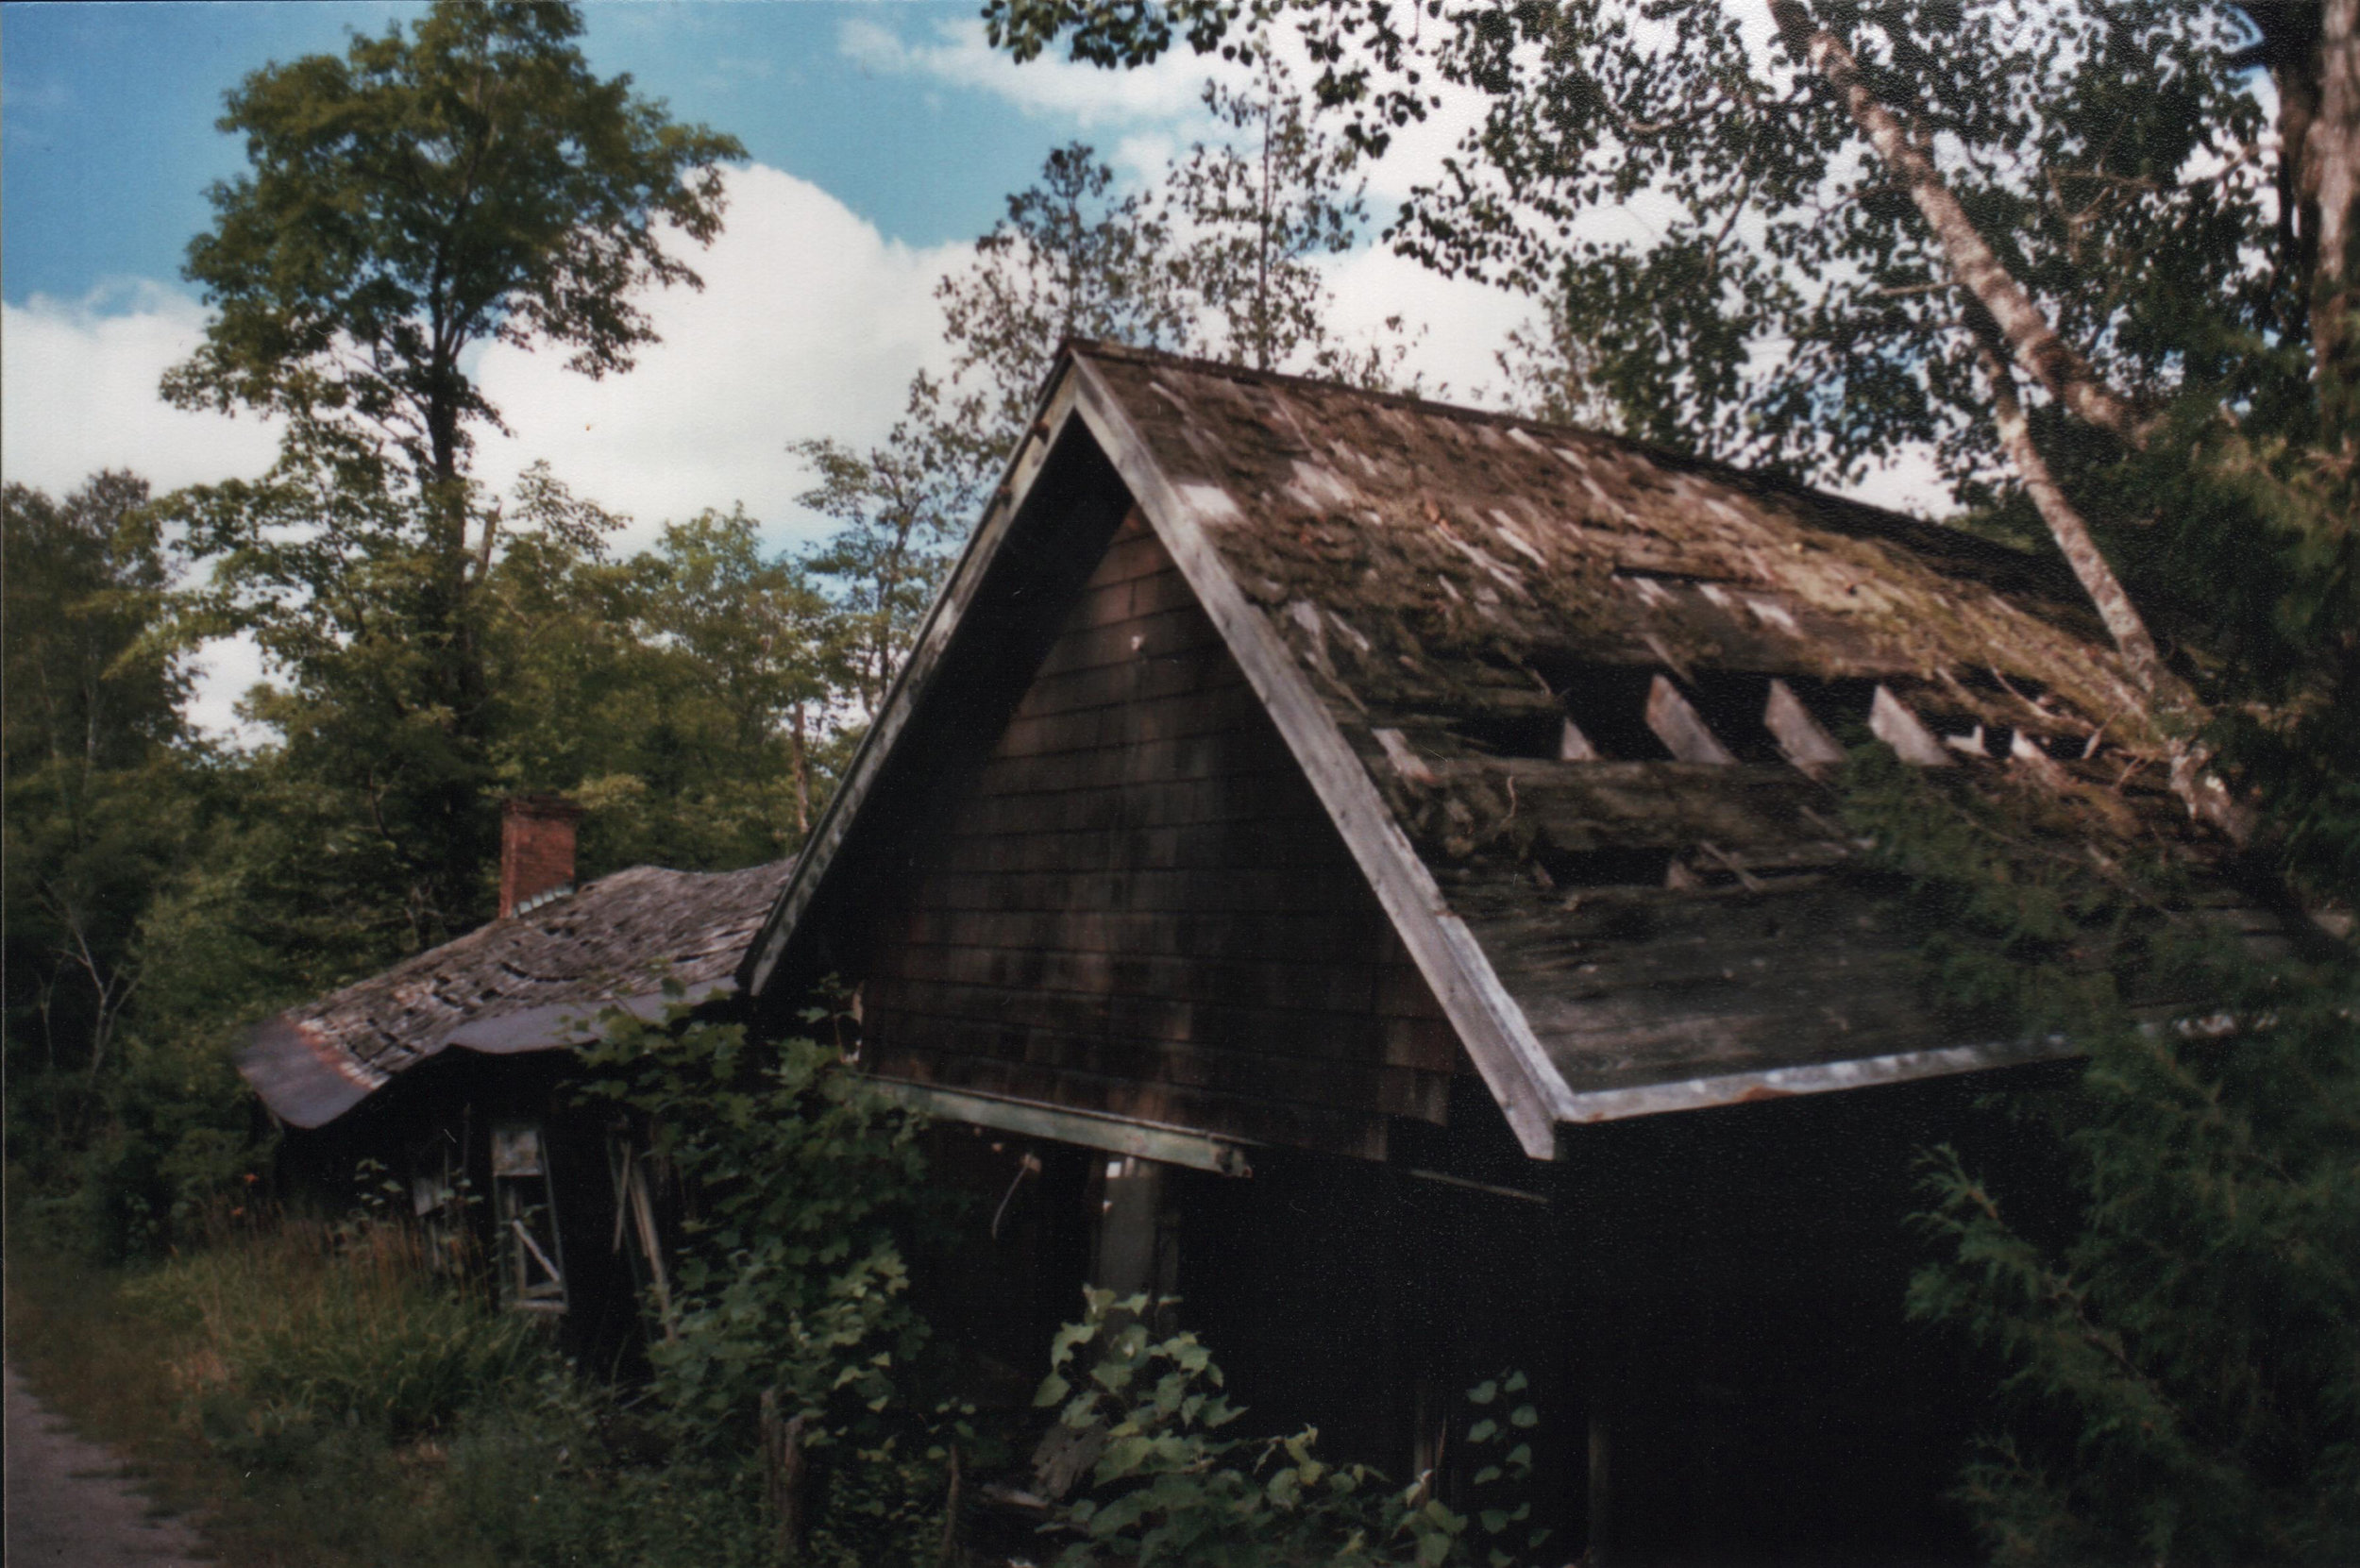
1039, 1292, 1548, 1567
1839, 750, 2360, 1563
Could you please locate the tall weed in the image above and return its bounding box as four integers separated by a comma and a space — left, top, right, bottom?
132, 1212, 548, 1442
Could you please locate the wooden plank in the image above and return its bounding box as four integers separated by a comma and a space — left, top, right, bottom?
877, 974, 1398, 1061
1374, 962, 1448, 1020
868, 1045, 1396, 1159
880, 942, 1383, 1015
933, 819, 1347, 876
894, 905, 1394, 965
989, 684, 1270, 762
1765, 678, 1846, 775
899, 863, 1375, 919
867, 1018, 1449, 1123
1645, 674, 1738, 766
945, 768, 1314, 837
1538, 1033, 2079, 1126
1028, 605, 1225, 680
862, 1079, 1254, 1174
1870, 683, 1953, 767
1017, 644, 1244, 719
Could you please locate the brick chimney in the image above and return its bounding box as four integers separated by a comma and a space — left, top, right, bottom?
499, 796, 585, 918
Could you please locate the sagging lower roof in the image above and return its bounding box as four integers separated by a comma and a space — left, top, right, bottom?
740, 342, 2263, 1159
241, 859, 792, 1128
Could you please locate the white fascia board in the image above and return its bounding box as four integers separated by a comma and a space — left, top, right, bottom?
739, 373, 1081, 998
1065, 355, 1578, 1159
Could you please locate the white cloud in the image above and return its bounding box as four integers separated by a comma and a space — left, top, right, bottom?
1321, 245, 1529, 406
2, 165, 968, 742
1, 281, 283, 495
473, 161, 968, 545
839, 14, 1225, 127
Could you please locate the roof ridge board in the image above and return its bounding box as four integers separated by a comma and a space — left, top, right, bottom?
1069, 339, 2086, 610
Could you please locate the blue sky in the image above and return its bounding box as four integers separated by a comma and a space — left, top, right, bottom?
2, 1, 1520, 519
2, 2, 1077, 306
2, 2, 1537, 733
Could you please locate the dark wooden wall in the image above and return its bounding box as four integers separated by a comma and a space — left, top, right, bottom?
860, 510, 1457, 1159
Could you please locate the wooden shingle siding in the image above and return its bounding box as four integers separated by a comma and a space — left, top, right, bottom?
864, 511, 1455, 1158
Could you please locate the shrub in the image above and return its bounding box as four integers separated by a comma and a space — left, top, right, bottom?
1846, 749, 2360, 1561
1041, 1290, 1548, 1567
579, 999, 976, 1560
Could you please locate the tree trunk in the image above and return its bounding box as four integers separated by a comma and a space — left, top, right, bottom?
760, 1391, 808, 1560
2307, 0, 2360, 430
790, 702, 812, 838
1768, 1, 2149, 446
1973, 330, 2248, 838
1970, 334, 2166, 698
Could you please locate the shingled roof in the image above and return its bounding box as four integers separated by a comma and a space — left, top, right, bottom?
741, 342, 2260, 1159
242, 859, 792, 1128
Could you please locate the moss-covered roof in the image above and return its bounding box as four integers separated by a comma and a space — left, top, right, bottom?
241, 859, 791, 1128
750, 342, 2264, 1156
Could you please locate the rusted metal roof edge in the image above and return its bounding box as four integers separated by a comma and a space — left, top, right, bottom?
862, 1078, 1255, 1175
738, 369, 1086, 1001
1548, 1035, 2080, 1142
238, 1014, 396, 1130
1067, 352, 1581, 1160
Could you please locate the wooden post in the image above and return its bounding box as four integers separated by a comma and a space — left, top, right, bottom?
1587, 1414, 1611, 1567
760, 1389, 808, 1560
938, 1442, 962, 1565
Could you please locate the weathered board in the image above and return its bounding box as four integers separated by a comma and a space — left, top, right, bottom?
861, 511, 1456, 1159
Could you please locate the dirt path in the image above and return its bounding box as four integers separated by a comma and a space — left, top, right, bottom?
5, 1358, 208, 1566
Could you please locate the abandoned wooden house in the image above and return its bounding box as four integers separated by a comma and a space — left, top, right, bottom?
734, 342, 2268, 1561
238, 797, 791, 1358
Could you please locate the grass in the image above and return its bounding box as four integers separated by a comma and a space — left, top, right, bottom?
4, 1198, 799, 1568
4, 1204, 566, 1568
5, 1173, 983, 1568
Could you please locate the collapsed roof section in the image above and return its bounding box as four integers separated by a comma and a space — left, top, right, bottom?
241, 859, 792, 1129
741, 342, 2256, 1159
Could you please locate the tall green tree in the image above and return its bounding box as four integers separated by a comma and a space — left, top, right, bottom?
161, 0, 743, 947
1161, 43, 1380, 379
3, 474, 193, 1120
167, 0, 743, 496
486, 487, 837, 867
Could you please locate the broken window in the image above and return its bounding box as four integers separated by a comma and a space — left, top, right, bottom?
492, 1121, 567, 1312
406, 1128, 469, 1273
606, 1136, 674, 1334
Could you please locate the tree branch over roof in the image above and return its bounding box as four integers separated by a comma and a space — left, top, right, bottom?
1768, 0, 2153, 449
